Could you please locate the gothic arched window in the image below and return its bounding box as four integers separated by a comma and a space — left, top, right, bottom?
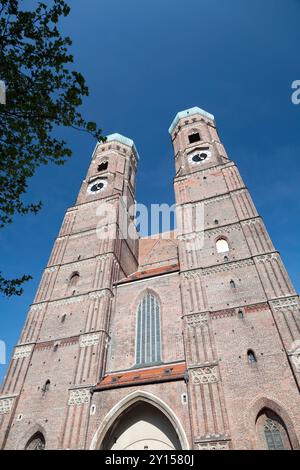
25, 432, 45, 450
69, 272, 79, 287
216, 238, 229, 253
256, 409, 292, 450
136, 292, 161, 366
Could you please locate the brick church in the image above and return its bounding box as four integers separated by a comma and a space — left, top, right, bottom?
1, 107, 300, 450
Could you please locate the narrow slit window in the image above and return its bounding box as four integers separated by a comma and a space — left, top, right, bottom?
247, 349, 257, 364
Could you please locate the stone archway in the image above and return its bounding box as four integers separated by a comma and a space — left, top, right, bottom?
90, 390, 189, 450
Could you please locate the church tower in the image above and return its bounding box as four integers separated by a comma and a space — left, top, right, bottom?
0, 134, 139, 449
170, 107, 300, 450
0, 108, 300, 450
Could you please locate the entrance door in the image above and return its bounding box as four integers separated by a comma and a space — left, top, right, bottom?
101, 401, 182, 450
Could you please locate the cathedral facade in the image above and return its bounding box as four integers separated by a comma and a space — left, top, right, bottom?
1, 107, 300, 450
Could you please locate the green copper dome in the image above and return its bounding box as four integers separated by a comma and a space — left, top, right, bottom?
168, 107, 215, 135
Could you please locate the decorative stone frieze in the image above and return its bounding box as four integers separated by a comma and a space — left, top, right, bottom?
98, 254, 109, 261
186, 313, 208, 328
89, 290, 107, 299
79, 333, 100, 348
196, 441, 230, 450
255, 253, 279, 263
30, 303, 46, 312
191, 366, 218, 384
270, 297, 299, 310
0, 396, 14, 415
206, 223, 241, 237
51, 295, 86, 307
241, 217, 261, 226
182, 269, 201, 280
13, 344, 33, 359
202, 258, 253, 276
68, 388, 91, 406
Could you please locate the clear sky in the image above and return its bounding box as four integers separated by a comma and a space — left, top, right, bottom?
1, 0, 300, 383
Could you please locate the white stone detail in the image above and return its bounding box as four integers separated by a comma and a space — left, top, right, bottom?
52, 295, 85, 307
13, 344, 33, 359
98, 254, 109, 261
186, 313, 208, 328
89, 291, 107, 299
0, 397, 14, 415
197, 441, 229, 450
255, 253, 279, 263
45, 266, 58, 273
241, 218, 261, 227
191, 367, 218, 384
30, 304, 45, 311
79, 333, 100, 348
68, 388, 91, 406
270, 297, 299, 310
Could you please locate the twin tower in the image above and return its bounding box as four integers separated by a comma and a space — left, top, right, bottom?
0, 107, 300, 450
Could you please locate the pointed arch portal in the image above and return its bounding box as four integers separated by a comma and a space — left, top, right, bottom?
90, 391, 189, 450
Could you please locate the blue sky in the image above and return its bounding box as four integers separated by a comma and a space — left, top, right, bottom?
0, 0, 300, 383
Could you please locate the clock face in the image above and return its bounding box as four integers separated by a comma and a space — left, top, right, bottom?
87, 179, 107, 194
189, 150, 211, 165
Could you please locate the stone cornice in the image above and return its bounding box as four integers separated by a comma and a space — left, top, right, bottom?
29, 287, 113, 310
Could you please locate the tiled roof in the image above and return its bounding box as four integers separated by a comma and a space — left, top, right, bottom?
95, 362, 186, 391
116, 263, 179, 285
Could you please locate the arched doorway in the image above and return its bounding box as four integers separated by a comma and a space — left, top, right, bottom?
100, 401, 182, 450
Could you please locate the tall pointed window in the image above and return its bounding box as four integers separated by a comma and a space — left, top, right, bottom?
136, 292, 161, 366
256, 409, 292, 450
25, 432, 45, 450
